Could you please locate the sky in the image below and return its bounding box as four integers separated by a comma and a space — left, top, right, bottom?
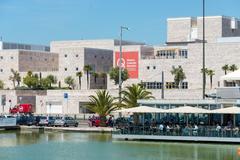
0, 0, 240, 46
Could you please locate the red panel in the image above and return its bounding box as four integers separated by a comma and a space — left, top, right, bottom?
115, 51, 139, 79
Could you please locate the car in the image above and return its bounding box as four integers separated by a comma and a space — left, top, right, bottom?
38, 116, 55, 126
54, 116, 78, 127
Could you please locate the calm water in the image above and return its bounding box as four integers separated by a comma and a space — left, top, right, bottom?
0, 130, 239, 160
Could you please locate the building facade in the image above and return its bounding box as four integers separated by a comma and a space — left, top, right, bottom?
1, 16, 240, 114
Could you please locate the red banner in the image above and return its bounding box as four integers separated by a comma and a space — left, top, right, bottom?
115, 51, 138, 79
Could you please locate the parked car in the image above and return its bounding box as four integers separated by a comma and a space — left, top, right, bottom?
54, 116, 78, 127
26, 116, 40, 126
10, 104, 33, 114
38, 116, 55, 126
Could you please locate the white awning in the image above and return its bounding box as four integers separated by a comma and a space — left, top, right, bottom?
220, 69, 240, 81
165, 106, 211, 114
113, 106, 165, 113
211, 106, 240, 114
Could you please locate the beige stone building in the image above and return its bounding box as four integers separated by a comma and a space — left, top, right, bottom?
1, 16, 240, 114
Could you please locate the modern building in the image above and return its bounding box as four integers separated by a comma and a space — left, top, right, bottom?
0, 41, 50, 51
1, 16, 240, 115
0, 49, 59, 88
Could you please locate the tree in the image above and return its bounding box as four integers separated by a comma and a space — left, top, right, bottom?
76, 71, 83, 89
23, 71, 39, 89
83, 65, 92, 89
121, 84, 154, 108
207, 69, 215, 89
92, 72, 99, 84
0, 80, 4, 89
109, 67, 129, 85
64, 76, 75, 89
222, 64, 229, 75
229, 64, 238, 72
99, 72, 107, 86
9, 69, 21, 88
86, 90, 117, 126
46, 74, 57, 88
41, 77, 52, 89
171, 66, 186, 88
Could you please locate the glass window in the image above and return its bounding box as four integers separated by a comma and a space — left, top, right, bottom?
147, 66, 150, 70
76, 54, 79, 57
64, 68, 67, 71
153, 66, 156, 69
64, 54, 67, 57
76, 67, 79, 71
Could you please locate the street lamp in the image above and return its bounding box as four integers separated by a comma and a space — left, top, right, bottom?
119, 26, 129, 105
202, 0, 206, 99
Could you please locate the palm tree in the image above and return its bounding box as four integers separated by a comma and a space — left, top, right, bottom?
207, 69, 215, 89
229, 64, 238, 72
83, 65, 92, 89
46, 74, 57, 88
92, 72, 99, 84
9, 69, 21, 88
99, 72, 107, 86
171, 66, 186, 88
86, 90, 117, 126
76, 71, 83, 89
222, 64, 229, 75
0, 80, 4, 89
64, 76, 75, 89
121, 84, 154, 108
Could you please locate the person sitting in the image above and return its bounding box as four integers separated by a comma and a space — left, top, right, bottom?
159, 123, 164, 135
166, 124, 171, 135
193, 124, 198, 136
233, 126, 239, 137
216, 123, 221, 136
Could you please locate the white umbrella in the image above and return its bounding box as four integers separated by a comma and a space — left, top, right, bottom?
113, 106, 165, 113
220, 69, 240, 81
211, 106, 240, 114
211, 106, 240, 126
165, 106, 211, 114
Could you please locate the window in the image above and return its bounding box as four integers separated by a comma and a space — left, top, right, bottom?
153, 66, 156, 69
64, 68, 67, 71
10, 56, 14, 59
64, 54, 67, 57
179, 49, 188, 59
147, 66, 150, 70
181, 82, 188, 89
0, 56, 3, 59
142, 82, 162, 89
30, 57, 33, 60
94, 55, 97, 58
44, 58, 48, 61
76, 54, 79, 57
76, 67, 79, 71
165, 82, 188, 89
0, 69, 3, 72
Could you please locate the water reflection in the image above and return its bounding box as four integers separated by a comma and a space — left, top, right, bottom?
0, 130, 239, 160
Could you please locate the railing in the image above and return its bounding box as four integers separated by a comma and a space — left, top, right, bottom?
114, 125, 240, 138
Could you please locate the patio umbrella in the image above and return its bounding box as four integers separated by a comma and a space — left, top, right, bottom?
211, 106, 240, 114
112, 106, 165, 113
164, 106, 211, 125
211, 106, 240, 126
165, 106, 211, 114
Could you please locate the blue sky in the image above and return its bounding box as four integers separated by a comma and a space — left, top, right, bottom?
0, 0, 240, 45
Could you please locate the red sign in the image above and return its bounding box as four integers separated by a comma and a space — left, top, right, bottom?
115, 51, 139, 79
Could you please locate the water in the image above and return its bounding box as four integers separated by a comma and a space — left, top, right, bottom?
0, 130, 239, 160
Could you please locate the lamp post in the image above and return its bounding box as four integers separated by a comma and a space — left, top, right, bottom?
202, 0, 206, 99
119, 26, 129, 105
